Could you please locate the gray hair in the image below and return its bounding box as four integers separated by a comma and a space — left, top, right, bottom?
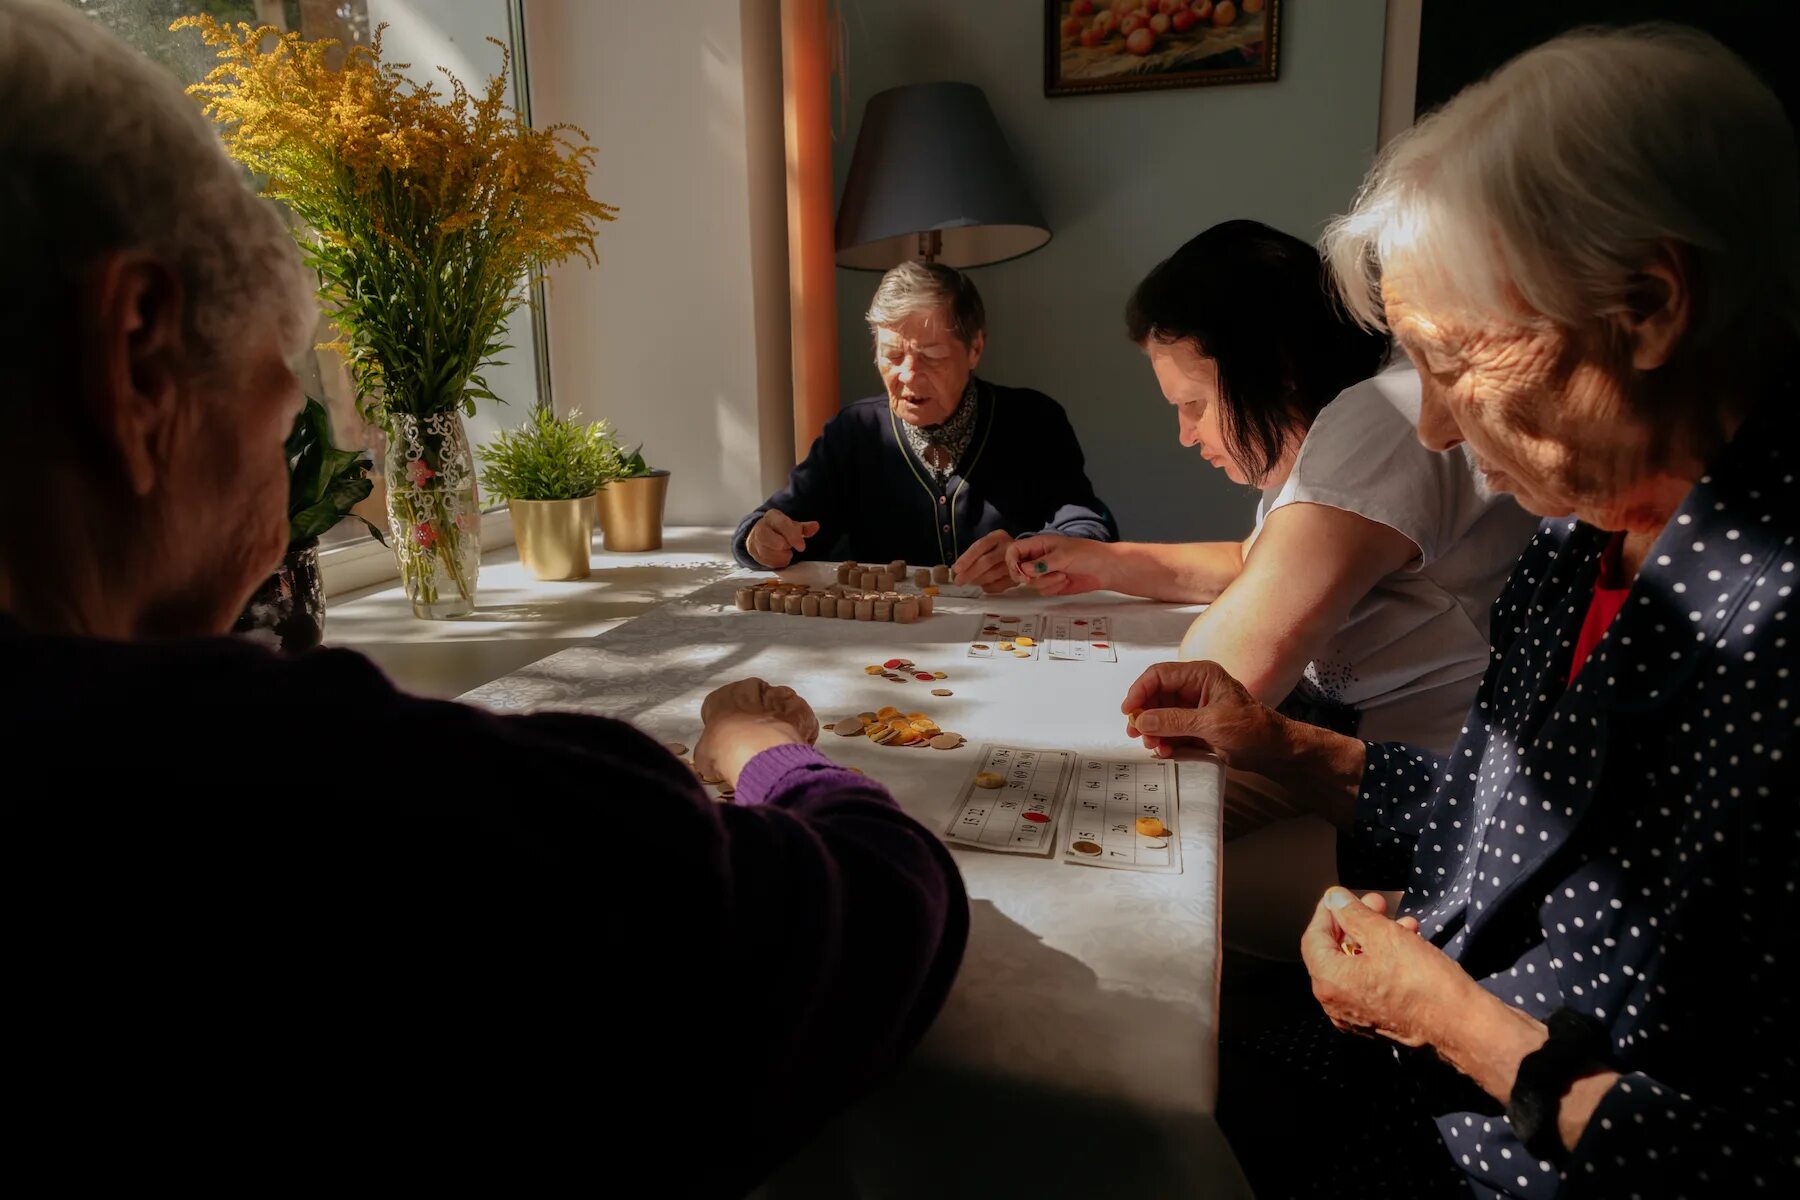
1322, 24, 1800, 355
865, 260, 986, 346
0, 0, 312, 383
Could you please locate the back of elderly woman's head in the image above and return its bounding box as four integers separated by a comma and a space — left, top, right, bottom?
0, 0, 313, 636
1324, 24, 1800, 362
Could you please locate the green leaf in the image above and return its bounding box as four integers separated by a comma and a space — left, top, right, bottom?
283, 396, 380, 550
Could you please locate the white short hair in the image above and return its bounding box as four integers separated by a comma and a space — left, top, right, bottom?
0, 0, 312, 377
865, 260, 986, 346
1323, 24, 1800, 354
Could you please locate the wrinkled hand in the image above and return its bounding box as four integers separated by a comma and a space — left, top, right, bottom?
1300, 888, 1470, 1049
1119, 660, 1285, 771
694, 677, 820, 788
746, 509, 821, 569
1006, 534, 1108, 595
951, 529, 1016, 593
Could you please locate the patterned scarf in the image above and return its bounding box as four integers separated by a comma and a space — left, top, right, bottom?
900, 378, 980, 486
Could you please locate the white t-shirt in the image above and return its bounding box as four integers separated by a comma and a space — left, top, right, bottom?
1244, 361, 1539, 753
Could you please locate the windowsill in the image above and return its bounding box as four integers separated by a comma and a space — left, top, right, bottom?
321, 525, 737, 698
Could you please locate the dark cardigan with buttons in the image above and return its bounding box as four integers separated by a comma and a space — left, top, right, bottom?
733, 379, 1118, 569
1349, 400, 1799, 1198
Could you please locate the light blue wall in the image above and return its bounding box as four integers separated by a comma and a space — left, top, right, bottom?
833, 0, 1388, 542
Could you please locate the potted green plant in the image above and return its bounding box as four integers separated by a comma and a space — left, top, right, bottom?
235, 397, 384, 652
594, 442, 670, 553
478, 408, 616, 580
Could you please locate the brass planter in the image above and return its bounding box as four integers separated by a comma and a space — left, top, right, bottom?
511, 496, 595, 580
595, 470, 670, 552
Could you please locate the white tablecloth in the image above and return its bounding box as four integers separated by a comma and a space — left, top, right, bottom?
462, 562, 1250, 1197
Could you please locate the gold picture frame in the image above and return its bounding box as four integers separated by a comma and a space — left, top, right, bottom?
1045, 0, 1281, 98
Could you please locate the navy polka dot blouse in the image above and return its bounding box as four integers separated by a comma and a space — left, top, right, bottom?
1345, 410, 1797, 1198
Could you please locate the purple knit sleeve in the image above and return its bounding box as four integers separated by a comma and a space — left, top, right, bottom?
733, 742, 899, 809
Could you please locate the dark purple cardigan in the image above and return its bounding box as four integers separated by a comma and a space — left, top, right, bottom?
4, 617, 968, 1193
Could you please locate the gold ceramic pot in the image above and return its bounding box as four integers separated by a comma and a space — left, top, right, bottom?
511, 496, 595, 580
595, 470, 670, 552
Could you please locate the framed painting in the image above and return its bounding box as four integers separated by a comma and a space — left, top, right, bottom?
1046, 0, 1281, 97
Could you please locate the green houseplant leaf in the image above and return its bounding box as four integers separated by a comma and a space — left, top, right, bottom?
478, 408, 623, 502
285, 396, 385, 549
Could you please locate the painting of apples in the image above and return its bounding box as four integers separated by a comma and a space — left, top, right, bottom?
1046, 0, 1280, 96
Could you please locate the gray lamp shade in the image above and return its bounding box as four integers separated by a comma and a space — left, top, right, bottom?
835, 82, 1050, 271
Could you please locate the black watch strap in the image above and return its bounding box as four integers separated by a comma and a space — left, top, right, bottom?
1507, 1008, 1610, 1166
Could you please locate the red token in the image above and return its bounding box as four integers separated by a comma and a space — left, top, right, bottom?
883, 658, 904, 669
1092, 642, 1110, 649
1021, 811, 1050, 823
1073, 619, 1088, 626
914, 672, 934, 681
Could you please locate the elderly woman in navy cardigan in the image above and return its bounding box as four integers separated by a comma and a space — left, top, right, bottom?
1123, 26, 1799, 1198
734, 261, 1117, 590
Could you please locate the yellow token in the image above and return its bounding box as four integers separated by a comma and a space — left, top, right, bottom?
895, 728, 923, 745
905, 711, 929, 721
864, 665, 884, 675
876, 706, 900, 719
867, 726, 897, 744
1135, 816, 1168, 837
887, 717, 912, 732
1012, 649, 1030, 658
973, 771, 1006, 789
1014, 635, 1035, 647
858, 711, 878, 722
932, 671, 948, 680
923, 586, 940, 595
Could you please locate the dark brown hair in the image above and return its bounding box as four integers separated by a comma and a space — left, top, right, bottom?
1126, 220, 1391, 482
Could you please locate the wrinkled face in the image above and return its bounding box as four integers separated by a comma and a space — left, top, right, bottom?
1148, 338, 1252, 486
1381, 255, 1652, 526
162, 328, 304, 633
874, 307, 983, 427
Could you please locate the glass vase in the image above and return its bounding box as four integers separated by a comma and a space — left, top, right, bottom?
232, 542, 325, 653
385, 411, 481, 619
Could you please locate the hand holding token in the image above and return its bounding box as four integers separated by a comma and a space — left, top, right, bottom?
1006, 533, 1108, 595
1300, 887, 1475, 1049
951, 529, 1017, 594
1120, 660, 1285, 772
746, 508, 820, 569
695, 677, 821, 788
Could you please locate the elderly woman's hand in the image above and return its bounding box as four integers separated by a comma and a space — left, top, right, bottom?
1300, 887, 1483, 1047
746, 509, 820, 569
1120, 660, 1286, 768
1006, 534, 1110, 595
951, 529, 1017, 593
693, 677, 820, 788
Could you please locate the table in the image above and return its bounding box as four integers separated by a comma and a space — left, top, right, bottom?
460, 560, 1251, 1197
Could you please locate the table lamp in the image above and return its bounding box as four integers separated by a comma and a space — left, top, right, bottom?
835, 81, 1051, 269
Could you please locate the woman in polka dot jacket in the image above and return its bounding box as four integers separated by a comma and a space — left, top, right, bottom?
1124, 26, 1799, 1199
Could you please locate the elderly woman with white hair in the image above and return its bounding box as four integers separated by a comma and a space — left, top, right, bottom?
1122, 24, 1799, 1197
734, 260, 1118, 589
0, 1, 966, 1189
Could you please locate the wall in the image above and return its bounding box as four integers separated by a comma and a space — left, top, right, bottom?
523, 0, 793, 525
833, 0, 1388, 542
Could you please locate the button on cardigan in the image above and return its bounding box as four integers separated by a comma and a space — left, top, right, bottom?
1346, 403, 1798, 1198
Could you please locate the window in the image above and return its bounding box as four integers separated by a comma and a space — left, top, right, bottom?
65, 0, 550, 551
